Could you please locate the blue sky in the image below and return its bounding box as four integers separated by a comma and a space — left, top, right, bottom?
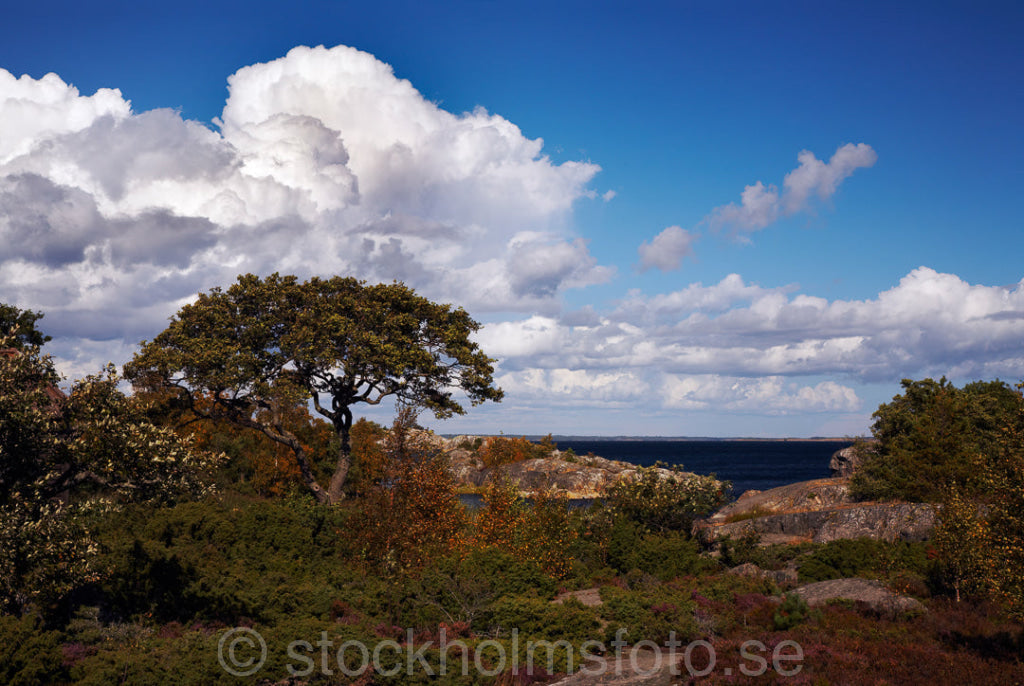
1, 1, 1022, 436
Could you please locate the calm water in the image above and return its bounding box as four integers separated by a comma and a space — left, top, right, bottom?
552, 439, 852, 498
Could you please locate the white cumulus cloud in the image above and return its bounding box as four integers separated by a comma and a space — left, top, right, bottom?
707, 143, 877, 236
637, 225, 696, 272
0, 45, 608, 381
487, 268, 1024, 388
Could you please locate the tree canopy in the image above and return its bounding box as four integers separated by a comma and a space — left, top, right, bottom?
0, 303, 50, 349
850, 377, 1022, 502
125, 273, 503, 504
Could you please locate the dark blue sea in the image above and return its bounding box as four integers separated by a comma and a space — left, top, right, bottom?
551, 439, 852, 498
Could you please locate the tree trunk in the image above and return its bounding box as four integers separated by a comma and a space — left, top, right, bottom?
293, 441, 330, 505
326, 411, 353, 504
327, 453, 351, 504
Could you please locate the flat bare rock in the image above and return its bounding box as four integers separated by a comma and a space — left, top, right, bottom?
553, 588, 604, 607
710, 477, 854, 522
794, 578, 925, 616
547, 647, 683, 686
699, 501, 935, 545
697, 476, 935, 545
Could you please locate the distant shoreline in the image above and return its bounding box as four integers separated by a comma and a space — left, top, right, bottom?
441, 434, 862, 443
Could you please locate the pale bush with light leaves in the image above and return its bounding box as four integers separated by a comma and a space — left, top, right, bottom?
0, 338, 222, 614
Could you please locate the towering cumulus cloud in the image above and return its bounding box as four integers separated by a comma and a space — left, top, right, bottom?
0, 45, 606, 377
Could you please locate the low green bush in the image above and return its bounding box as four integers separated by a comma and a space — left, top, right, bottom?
797, 538, 930, 585
0, 613, 67, 686
598, 585, 697, 645
773, 592, 819, 630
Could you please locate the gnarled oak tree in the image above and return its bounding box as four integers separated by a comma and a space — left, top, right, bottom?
125, 273, 503, 504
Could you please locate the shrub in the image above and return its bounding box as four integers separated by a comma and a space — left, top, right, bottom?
471, 478, 578, 579
353, 411, 466, 575
598, 585, 697, 645
604, 519, 710, 580
773, 592, 819, 630
601, 467, 729, 534
410, 548, 557, 629
477, 436, 553, 468
797, 538, 930, 584
489, 595, 600, 643
0, 613, 66, 685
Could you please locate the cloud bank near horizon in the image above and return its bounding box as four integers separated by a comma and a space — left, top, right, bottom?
1, 45, 1021, 428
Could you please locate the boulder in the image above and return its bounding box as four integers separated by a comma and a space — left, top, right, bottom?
728, 562, 798, 587
794, 578, 925, 617
710, 477, 854, 523
829, 445, 870, 477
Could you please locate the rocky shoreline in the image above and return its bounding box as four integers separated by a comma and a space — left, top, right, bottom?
437, 435, 935, 546
438, 435, 710, 498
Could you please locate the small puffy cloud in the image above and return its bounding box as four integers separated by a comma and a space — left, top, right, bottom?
707, 181, 781, 234
707, 143, 877, 236
637, 225, 696, 272
782, 143, 877, 214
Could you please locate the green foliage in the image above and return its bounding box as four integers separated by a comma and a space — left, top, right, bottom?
932, 390, 1024, 617
977, 398, 1024, 619
0, 613, 66, 685
125, 273, 503, 504
851, 377, 1022, 501
598, 585, 698, 644
489, 595, 600, 643
603, 517, 710, 579
91, 493, 357, 625
0, 344, 220, 615
932, 488, 989, 602
0, 342, 62, 503
601, 467, 730, 534
411, 548, 557, 628
772, 592, 818, 630
796, 538, 930, 584
853, 378, 1024, 616
717, 530, 815, 571
0, 303, 51, 349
